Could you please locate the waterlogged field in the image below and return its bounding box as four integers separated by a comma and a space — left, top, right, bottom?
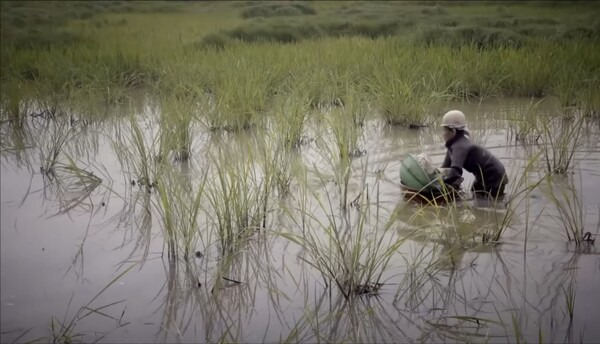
1, 1, 600, 343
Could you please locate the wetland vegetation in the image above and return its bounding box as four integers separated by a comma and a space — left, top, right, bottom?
1, 1, 599, 343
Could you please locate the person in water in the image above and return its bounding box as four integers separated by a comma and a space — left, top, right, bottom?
439, 110, 508, 199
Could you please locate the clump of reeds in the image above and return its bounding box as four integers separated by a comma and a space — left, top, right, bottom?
317, 103, 365, 210
158, 94, 201, 162
256, 130, 299, 198
205, 137, 271, 254
281, 161, 408, 299
39, 118, 77, 177
544, 175, 596, 247
1, 82, 31, 125
535, 113, 584, 175
270, 89, 310, 149
373, 69, 433, 127
112, 113, 163, 194
207, 61, 273, 131
505, 99, 542, 143
152, 163, 208, 259
575, 82, 600, 118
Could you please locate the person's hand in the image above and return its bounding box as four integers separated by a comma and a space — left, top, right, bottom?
435, 168, 450, 176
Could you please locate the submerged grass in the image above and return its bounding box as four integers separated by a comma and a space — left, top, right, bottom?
41, 156, 104, 215
46, 263, 137, 344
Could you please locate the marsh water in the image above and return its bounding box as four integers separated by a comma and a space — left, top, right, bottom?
1, 98, 599, 343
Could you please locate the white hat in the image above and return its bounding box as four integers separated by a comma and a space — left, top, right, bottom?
440, 110, 467, 130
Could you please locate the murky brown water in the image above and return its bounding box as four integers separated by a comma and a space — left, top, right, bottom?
1, 98, 599, 343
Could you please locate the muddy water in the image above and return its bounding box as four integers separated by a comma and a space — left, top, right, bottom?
1, 98, 599, 343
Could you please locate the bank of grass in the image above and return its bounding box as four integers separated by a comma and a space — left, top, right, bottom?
2, 1, 600, 128
0, 0, 202, 50
202, 0, 600, 46
240, 1, 316, 19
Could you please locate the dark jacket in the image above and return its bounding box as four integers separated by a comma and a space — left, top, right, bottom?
442, 131, 507, 195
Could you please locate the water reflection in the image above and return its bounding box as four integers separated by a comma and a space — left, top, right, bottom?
2, 98, 600, 343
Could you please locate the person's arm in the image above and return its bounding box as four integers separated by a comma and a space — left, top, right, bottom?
441, 150, 451, 168
442, 145, 468, 186
435, 151, 452, 177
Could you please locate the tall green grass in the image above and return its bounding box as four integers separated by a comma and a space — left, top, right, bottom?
38, 118, 78, 176
112, 114, 162, 190
205, 136, 271, 254
270, 90, 310, 149
536, 114, 584, 175
153, 164, 207, 259
3, 6, 600, 129
373, 70, 434, 127
158, 95, 200, 161
506, 99, 543, 142
544, 175, 589, 247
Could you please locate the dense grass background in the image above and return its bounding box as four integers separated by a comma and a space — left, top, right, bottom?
1, 1, 599, 126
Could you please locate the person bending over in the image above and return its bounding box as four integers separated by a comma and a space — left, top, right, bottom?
439, 110, 508, 199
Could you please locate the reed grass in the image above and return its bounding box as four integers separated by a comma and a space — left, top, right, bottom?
506, 99, 543, 143
3, 4, 599, 129
205, 137, 271, 254
153, 164, 208, 260
0, 82, 32, 125
544, 175, 588, 246
322, 105, 361, 210
158, 95, 200, 161
255, 129, 302, 198
281, 160, 408, 299
270, 90, 310, 149
373, 68, 433, 127
38, 118, 77, 177
0, 94, 34, 168
536, 114, 584, 175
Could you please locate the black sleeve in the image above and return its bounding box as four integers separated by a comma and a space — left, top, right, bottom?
441, 150, 451, 168
442, 145, 468, 186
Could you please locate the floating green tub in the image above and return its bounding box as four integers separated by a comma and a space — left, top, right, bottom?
399, 154, 435, 190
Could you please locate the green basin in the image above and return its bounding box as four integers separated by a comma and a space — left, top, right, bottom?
399, 154, 434, 190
